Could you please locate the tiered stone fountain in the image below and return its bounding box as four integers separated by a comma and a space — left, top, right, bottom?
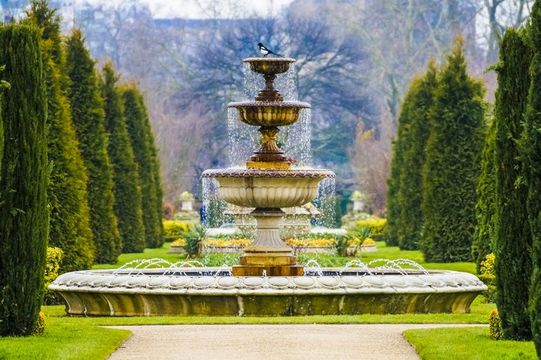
50, 57, 486, 317
203, 57, 333, 276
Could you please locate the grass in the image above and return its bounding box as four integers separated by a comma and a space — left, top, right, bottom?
92, 242, 179, 269
92, 241, 476, 274
0, 316, 130, 360
404, 327, 537, 359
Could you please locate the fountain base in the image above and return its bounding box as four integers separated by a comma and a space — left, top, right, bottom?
50, 268, 487, 316
232, 254, 304, 276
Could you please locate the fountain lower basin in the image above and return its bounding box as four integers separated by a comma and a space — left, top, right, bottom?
50, 267, 487, 316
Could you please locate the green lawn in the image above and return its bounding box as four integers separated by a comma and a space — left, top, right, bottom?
0, 316, 130, 360
92, 241, 476, 274
404, 327, 537, 359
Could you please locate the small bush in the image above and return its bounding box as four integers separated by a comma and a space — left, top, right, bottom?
478, 253, 496, 303
163, 203, 175, 219
184, 225, 206, 257
33, 311, 46, 335
43, 247, 64, 305
334, 235, 349, 257
355, 217, 387, 235
489, 309, 503, 340
362, 238, 376, 246
170, 238, 185, 247
163, 220, 192, 241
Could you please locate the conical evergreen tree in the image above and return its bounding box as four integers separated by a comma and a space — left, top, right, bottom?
26, 0, 94, 271
122, 85, 164, 248
493, 28, 533, 341
396, 61, 437, 250
472, 119, 496, 271
522, 1, 541, 353
0, 25, 48, 336
421, 39, 485, 262
0, 66, 5, 171
386, 91, 414, 246
102, 63, 145, 253
65, 30, 121, 264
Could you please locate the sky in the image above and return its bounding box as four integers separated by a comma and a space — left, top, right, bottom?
134, 0, 293, 19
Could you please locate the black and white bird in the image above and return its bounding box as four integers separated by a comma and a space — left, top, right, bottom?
258, 42, 282, 57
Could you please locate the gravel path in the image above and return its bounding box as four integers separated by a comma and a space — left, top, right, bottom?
108, 323, 484, 360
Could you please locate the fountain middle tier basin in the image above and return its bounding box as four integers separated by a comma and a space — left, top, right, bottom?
50, 268, 487, 316
202, 168, 335, 208
229, 101, 310, 127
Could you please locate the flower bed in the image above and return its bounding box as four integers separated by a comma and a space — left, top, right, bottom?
202, 238, 252, 254
167, 238, 186, 253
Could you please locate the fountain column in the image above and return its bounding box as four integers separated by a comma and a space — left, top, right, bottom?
233, 209, 303, 276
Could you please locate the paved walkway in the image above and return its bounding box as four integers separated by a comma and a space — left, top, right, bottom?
108, 324, 484, 360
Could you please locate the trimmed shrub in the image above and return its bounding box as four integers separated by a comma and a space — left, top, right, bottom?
101, 63, 145, 253
121, 85, 164, 248
354, 217, 387, 236
163, 220, 192, 241
494, 28, 533, 341
65, 30, 121, 264
43, 247, 64, 305
421, 39, 485, 262
0, 25, 49, 336
33, 312, 46, 336
478, 253, 496, 303
489, 309, 503, 340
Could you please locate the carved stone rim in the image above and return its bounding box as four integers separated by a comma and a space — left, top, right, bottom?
228, 101, 311, 108
244, 57, 296, 63
50, 269, 487, 295
202, 168, 336, 179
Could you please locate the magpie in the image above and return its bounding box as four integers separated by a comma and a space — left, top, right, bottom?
258, 42, 282, 57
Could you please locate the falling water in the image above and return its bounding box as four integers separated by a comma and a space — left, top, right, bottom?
284, 108, 312, 166
202, 177, 231, 228
227, 108, 258, 167
313, 177, 337, 228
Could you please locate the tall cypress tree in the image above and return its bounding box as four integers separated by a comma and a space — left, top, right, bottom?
0, 25, 48, 336
421, 39, 485, 262
472, 119, 496, 270
0, 66, 6, 171
65, 30, 121, 264
102, 63, 145, 253
493, 28, 533, 341
397, 61, 437, 250
122, 85, 164, 248
386, 89, 414, 246
523, 1, 541, 353
26, 1, 94, 271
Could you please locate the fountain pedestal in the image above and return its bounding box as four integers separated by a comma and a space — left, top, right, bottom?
232, 209, 303, 276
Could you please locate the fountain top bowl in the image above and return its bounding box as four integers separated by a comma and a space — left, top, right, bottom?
244, 57, 296, 75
